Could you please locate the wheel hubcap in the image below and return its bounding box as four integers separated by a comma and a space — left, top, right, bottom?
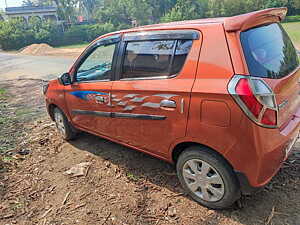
182, 159, 225, 202
54, 111, 66, 136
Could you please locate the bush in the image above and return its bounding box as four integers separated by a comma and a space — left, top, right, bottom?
86, 23, 115, 41
60, 25, 89, 46
0, 19, 116, 50
0, 18, 32, 50
61, 23, 115, 46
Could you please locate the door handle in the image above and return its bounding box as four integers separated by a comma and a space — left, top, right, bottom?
160, 99, 176, 108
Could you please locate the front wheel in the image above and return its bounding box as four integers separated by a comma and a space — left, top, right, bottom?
176, 147, 240, 209
53, 107, 77, 141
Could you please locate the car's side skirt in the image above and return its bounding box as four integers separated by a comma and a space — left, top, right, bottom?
72, 110, 167, 120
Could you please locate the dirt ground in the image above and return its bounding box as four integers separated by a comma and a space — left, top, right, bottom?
19, 44, 84, 58
0, 79, 299, 225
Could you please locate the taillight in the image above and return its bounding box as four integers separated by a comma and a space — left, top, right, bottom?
228, 75, 278, 128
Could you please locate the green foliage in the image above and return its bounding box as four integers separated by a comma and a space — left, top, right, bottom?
0, 88, 6, 98
0, 0, 300, 50
62, 25, 89, 44
161, 0, 208, 22
60, 23, 115, 46
0, 18, 33, 50
96, 0, 171, 26
78, 0, 101, 20
86, 23, 115, 40
0, 17, 63, 50
148, 0, 177, 23
0, 18, 115, 50
55, 0, 78, 23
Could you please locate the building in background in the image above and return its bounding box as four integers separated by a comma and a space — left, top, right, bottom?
5, 6, 59, 23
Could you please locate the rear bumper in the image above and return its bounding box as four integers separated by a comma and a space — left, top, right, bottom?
235, 171, 263, 195
226, 108, 300, 190
235, 133, 299, 194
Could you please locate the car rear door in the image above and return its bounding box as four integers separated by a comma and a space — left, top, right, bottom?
109, 30, 201, 155
240, 23, 300, 129
64, 35, 120, 136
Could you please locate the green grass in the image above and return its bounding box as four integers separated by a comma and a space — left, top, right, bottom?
56, 43, 89, 49
126, 172, 139, 182
15, 108, 33, 118
2, 156, 13, 162
0, 88, 6, 96
282, 21, 300, 49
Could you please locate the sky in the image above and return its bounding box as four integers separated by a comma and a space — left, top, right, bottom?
0, 0, 22, 9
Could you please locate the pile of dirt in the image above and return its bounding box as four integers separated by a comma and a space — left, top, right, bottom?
20, 43, 54, 56
19, 43, 84, 58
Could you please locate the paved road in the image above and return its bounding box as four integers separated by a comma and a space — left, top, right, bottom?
0, 52, 76, 81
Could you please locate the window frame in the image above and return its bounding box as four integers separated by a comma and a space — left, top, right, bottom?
72, 34, 121, 84
115, 30, 199, 81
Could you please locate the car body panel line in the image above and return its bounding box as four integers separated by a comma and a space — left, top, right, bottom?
72, 110, 167, 120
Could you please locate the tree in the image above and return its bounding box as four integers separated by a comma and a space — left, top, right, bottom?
79, 0, 100, 20
161, 0, 208, 22
95, 0, 152, 27
146, 0, 177, 23
53, 0, 78, 22
0, 18, 33, 50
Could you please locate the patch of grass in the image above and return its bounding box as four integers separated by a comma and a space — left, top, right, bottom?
2, 156, 13, 162
282, 22, 300, 49
0, 88, 7, 100
0, 117, 8, 125
10, 199, 24, 211
0, 87, 21, 153
0, 88, 6, 95
126, 172, 139, 182
15, 108, 33, 118
56, 43, 89, 49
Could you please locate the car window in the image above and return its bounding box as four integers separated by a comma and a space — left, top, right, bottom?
240, 23, 299, 79
76, 44, 116, 82
171, 40, 193, 75
121, 39, 192, 79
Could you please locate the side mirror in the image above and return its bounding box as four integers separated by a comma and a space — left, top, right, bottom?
59, 73, 72, 86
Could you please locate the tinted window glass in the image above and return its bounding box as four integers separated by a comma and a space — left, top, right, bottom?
76, 44, 116, 82
171, 40, 193, 75
121, 40, 192, 79
241, 23, 299, 79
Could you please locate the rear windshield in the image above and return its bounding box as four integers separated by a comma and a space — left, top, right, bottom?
240, 23, 299, 79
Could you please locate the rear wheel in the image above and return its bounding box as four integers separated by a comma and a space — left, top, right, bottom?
53, 107, 77, 141
176, 146, 240, 209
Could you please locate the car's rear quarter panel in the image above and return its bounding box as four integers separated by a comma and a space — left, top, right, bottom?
184, 23, 243, 156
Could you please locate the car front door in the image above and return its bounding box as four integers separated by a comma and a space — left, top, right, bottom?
110, 30, 201, 156
64, 35, 120, 136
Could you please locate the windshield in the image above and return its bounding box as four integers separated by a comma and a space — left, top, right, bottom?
240, 23, 299, 79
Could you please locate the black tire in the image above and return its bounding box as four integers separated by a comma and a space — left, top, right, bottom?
53, 107, 78, 141
176, 146, 240, 209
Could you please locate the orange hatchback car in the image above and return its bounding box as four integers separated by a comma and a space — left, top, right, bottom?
44, 8, 300, 209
